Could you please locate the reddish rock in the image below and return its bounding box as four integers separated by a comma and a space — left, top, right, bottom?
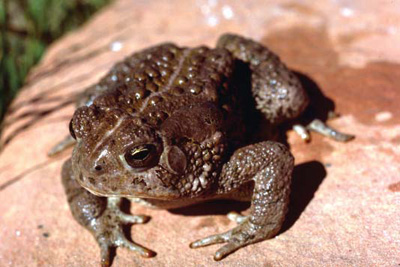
1, 1, 399, 266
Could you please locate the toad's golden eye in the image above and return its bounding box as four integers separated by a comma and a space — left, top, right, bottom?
124, 144, 158, 169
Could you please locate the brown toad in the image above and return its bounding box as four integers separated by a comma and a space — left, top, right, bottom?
55, 33, 353, 266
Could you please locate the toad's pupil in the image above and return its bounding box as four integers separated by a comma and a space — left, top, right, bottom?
129, 149, 149, 160
124, 144, 158, 169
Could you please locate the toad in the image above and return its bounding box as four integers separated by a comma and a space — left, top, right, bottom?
53, 34, 353, 266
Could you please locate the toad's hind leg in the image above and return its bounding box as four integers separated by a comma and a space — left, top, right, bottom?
217, 34, 354, 142
190, 141, 293, 260
217, 33, 309, 125
62, 159, 155, 267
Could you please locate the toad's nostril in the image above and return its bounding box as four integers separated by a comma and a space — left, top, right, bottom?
94, 165, 102, 171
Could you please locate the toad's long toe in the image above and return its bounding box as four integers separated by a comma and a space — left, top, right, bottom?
189, 231, 231, 248
118, 213, 150, 224
214, 241, 245, 261
307, 119, 355, 142
190, 219, 264, 261
227, 211, 247, 224
99, 234, 156, 267
189, 230, 242, 261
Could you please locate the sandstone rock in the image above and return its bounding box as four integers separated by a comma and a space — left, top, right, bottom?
1, 1, 399, 266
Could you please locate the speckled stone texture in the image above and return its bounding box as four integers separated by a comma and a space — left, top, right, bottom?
0, 0, 399, 266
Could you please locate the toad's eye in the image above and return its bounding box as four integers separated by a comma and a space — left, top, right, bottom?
69, 119, 76, 140
124, 144, 158, 169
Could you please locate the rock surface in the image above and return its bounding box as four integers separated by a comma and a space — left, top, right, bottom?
1, 0, 399, 266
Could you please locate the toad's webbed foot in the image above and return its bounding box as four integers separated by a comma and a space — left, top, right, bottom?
293, 118, 355, 142
94, 197, 155, 267
190, 213, 261, 260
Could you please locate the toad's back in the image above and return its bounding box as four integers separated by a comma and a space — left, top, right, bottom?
91, 44, 239, 128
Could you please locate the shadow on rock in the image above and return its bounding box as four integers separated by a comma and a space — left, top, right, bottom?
281, 160, 326, 233
296, 71, 335, 123
169, 199, 250, 217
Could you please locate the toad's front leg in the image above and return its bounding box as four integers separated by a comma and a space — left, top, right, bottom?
190, 141, 293, 260
62, 159, 155, 267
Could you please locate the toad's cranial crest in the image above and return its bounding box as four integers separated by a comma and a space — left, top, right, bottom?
91, 116, 125, 154
56, 33, 354, 266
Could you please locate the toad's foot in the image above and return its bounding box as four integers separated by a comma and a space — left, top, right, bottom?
48, 135, 75, 156
190, 215, 266, 261
62, 159, 155, 266
94, 197, 155, 267
293, 118, 355, 142
227, 211, 247, 224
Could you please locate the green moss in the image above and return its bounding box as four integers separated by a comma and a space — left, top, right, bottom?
0, 0, 111, 123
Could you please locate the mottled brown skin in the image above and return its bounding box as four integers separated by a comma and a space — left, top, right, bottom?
62, 34, 308, 266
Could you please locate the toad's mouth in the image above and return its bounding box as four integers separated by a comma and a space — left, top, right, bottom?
83, 185, 152, 198
78, 173, 182, 200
